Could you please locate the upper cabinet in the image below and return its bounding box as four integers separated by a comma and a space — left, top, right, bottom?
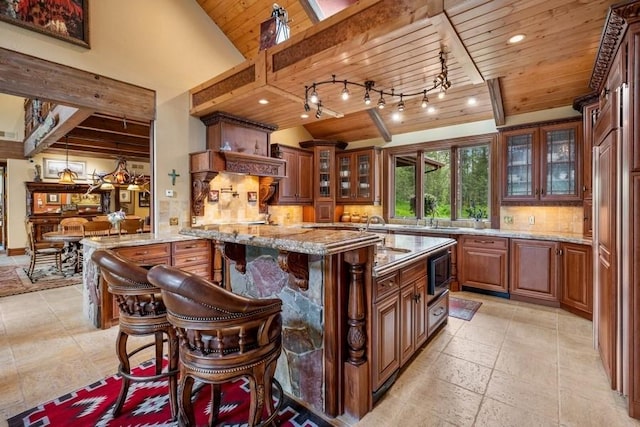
270, 144, 313, 205
336, 147, 382, 205
501, 120, 582, 204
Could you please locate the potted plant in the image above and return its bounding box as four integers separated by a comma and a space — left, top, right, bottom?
424, 193, 437, 225
466, 202, 485, 229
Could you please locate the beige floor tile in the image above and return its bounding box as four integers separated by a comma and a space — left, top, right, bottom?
426, 353, 492, 395
441, 316, 465, 335
557, 313, 593, 338
504, 320, 558, 353
464, 312, 510, 334
476, 303, 517, 321
407, 377, 483, 427
486, 369, 559, 422
559, 388, 637, 427
442, 335, 500, 368
475, 396, 558, 427
455, 322, 506, 348
494, 342, 558, 389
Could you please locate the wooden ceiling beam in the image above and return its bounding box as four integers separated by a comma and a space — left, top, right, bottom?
24, 106, 93, 158
77, 115, 150, 138
428, 12, 484, 85
486, 77, 505, 126
366, 108, 392, 142
66, 127, 149, 146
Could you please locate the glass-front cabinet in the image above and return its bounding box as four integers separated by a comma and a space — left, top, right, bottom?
336, 147, 381, 204
502, 120, 581, 203
318, 148, 333, 199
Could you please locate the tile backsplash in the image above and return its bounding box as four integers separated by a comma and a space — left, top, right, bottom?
500, 206, 584, 234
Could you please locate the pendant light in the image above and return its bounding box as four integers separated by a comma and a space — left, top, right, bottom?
58, 136, 78, 184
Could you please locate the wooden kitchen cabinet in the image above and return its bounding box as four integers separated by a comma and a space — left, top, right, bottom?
270, 144, 313, 204
300, 140, 346, 222
372, 271, 400, 392
560, 242, 593, 320
398, 261, 427, 365
501, 120, 582, 204
458, 235, 509, 294
336, 147, 381, 205
510, 239, 559, 304
172, 239, 213, 278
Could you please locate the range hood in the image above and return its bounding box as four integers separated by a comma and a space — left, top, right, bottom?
222, 151, 286, 178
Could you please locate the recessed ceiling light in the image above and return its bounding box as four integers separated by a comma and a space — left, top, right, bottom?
427, 106, 436, 114
300, 113, 309, 119
392, 112, 401, 122
467, 97, 477, 106
258, 99, 269, 105
508, 34, 525, 44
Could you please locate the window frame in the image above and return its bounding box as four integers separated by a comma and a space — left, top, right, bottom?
383, 133, 499, 228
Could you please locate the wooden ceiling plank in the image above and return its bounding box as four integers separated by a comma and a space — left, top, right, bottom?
77, 115, 150, 138
486, 77, 505, 126
429, 12, 484, 85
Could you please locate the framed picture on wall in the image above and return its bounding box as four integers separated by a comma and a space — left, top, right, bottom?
248, 191, 258, 202
138, 192, 150, 207
0, 0, 90, 48
43, 158, 86, 179
46, 193, 60, 204
119, 190, 131, 203
208, 190, 219, 203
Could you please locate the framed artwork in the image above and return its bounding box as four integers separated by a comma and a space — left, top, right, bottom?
248, 191, 258, 202
259, 17, 277, 51
45, 193, 60, 204
138, 192, 150, 208
43, 158, 86, 179
208, 190, 219, 203
0, 0, 89, 48
119, 190, 131, 203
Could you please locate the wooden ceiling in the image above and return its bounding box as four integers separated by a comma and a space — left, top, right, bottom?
194, 0, 616, 143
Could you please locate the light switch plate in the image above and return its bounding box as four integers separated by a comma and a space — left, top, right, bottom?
169, 217, 178, 226
165, 189, 174, 197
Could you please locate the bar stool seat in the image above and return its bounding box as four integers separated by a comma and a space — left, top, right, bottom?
91, 249, 178, 419
147, 264, 283, 427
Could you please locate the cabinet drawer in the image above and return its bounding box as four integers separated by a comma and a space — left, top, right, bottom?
178, 264, 212, 279
115, 243, 171, 262
374, 272, 399, 302
459, 235, 508, 250
172, 239, 210, 255
399, 261, 426, 285
428, 290, 449, 336
174, 251, 211, 267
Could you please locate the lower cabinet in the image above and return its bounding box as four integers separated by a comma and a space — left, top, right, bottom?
510, 239, 559, 304
372, 259, 447, 395
560, 242, 593, 319
458, 235, 509, 293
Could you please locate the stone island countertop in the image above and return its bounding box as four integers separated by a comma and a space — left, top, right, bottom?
80, 232, 199, 249
372, 233, 456, 277
180, 224, 382, 255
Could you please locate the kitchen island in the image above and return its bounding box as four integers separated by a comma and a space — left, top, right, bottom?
180, 224, 456, 420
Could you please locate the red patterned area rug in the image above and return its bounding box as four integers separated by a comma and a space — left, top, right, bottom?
7, 359, 332, 427
0, 266, 81, 298
449, 297, 482, 321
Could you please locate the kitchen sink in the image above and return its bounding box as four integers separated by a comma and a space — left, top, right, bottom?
425, 226, 459, 230
376, 245, 411, 254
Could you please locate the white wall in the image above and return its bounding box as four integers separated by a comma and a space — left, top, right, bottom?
0, 0, 245, 248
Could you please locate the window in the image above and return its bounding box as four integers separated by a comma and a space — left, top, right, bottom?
386, 134, 496, 224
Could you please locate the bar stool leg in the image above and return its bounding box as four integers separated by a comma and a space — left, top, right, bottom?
113, 330, 130, 416
179, 374, 196, 427
167, 327, 179, 420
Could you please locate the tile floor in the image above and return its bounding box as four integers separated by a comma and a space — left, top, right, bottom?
0, 254, 638, 426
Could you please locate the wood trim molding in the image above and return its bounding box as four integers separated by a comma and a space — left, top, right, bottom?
487, 78, 505, 126
277, 251, 309, 290
366, 109, 392, 142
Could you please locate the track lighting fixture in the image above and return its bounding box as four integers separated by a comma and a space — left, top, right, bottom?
302, 51, 451, 118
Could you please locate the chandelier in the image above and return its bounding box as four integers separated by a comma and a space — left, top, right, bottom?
58, 136, 77, 184
87, 158, 149, 194
303, 51, 452, 119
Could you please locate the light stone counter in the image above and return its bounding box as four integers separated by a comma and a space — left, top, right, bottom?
308, 222, 591, 245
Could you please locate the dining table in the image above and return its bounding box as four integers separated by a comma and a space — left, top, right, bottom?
42, 226, 151, 274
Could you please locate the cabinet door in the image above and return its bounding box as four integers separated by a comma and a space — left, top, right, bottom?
458, 236, 509, 293
317, 147, 334, 200
400, 284, 416, 365
355, 152, 373, 200
540, 122, 581, 201
560, 243, 593, 319
336, 152, 353, 201
278, 147, 299, 203
510, 239, 559, 302
414, 277, 428, 349
502, 128, 538, 201
297, 150, 314, 202
372, 294, 400, 391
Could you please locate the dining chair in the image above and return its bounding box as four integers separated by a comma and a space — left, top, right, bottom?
24, 221, 64, 281
78, 221, 112, 269
119, 218, 143, 234
92, 215, 109, 222
59, 217, 88, 233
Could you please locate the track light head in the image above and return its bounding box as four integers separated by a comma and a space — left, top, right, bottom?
341, 81, 350, 100
377, 95, 385, 109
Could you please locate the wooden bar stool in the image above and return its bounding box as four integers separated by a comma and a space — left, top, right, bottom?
91, 249, 178, 419
147, 264, 283, 427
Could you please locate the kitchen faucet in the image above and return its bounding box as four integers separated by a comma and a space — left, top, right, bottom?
366, 215, 386, 231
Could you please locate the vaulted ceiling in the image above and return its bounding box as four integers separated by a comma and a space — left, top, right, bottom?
194, 0, 615, 143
